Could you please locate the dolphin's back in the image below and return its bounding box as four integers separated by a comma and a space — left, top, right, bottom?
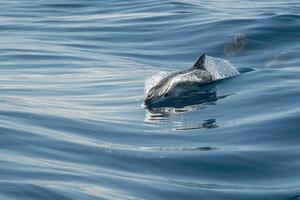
157, 68, 212, 87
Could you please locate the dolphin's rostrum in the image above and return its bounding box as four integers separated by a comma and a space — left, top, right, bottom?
144, 53, 238, 108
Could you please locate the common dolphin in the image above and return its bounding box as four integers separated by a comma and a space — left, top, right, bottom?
144, 54, 239, 108
224, 33, 247, 57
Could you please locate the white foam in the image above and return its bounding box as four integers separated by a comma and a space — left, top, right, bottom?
204, 55, 239, 79
145, 71, 170, 95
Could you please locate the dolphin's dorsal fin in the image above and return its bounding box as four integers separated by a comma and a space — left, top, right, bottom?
192, 53, 207, 70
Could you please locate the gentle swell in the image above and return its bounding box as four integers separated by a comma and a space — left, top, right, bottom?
1, 0, 300, 200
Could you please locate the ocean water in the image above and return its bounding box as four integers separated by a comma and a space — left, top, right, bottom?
1, 0, 300, 199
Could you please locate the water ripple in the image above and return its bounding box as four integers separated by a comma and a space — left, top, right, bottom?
1, 0, 300, 199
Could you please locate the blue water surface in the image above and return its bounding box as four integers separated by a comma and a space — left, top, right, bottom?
1, 0, 300, 199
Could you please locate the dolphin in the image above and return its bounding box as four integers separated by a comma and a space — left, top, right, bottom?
144, 53, 239, 107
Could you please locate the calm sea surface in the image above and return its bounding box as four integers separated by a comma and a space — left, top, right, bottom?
1, 0, 300, 199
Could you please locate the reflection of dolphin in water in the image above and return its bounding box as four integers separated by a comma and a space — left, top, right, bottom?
144, 54, 239, 108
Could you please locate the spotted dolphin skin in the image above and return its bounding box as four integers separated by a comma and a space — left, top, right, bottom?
144, 53, 238, 108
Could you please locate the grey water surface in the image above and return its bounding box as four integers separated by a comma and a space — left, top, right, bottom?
1, 0, 300, 199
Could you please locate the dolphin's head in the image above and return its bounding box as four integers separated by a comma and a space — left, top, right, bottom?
144, 82, 171, 106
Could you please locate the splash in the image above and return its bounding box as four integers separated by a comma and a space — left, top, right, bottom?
144, 71, 171, 95
204, 55, 239, 79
